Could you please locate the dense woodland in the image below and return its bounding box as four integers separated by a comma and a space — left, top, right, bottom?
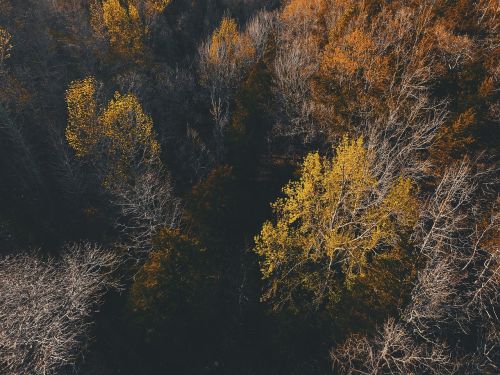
0, 0, 498, 374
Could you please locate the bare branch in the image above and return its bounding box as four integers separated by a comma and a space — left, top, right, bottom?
0, 243, 122, 375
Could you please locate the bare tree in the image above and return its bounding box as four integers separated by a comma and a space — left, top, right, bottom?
405, 161, 499, 373
332, 318, 458, 375
111, 162, 181, 257
271, 3, 321, 141
332, 160, 500, 374
365, 96, 448, 187
245, 9, 275, 61
0, 243, 121, 375
272, 37, 318, 140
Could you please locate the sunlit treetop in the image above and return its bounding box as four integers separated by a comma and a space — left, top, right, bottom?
0, 26, 12, 72
65, 77, 100, 157
208, 16, 254, 66
209, 17, 238, 60
320, 26, 391, 90
91, 0, 172, 58
98, 91, 160, 186
101, 0, 145, 60
98, 91, 160, 166
254, 136, 419, 311
144, 0, 171, 14
65, 77, 160, 186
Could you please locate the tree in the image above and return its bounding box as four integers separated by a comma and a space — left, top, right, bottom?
65, 76, 100, 158
112, 165, 181, 255
268, 0, 488, 162
0, 243, 121, 375
254, 136, 419, 313
66, 78, 178, 256
130, 228, 214, 326
271, 0, 324, 140
93, 0, 172, 59
202, 16, 255, 74
65, 77, 160, 186
332, 318, 458, 375
101, 0, 145, 60
199, 16, 256, 161
332, 160, 500, 374
127, 228, 219, 373
98, 91, 160, 184
0, 26, 11, 74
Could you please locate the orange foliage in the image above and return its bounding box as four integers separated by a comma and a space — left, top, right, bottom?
431, 108, 477, 167
282, 0, 327, 23
321, 30, 375, 77
208, 16, 254, 66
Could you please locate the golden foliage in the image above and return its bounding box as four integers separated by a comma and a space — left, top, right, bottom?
89, 0, 106, 39
321, 30, 376, 77
209, 17, 239, 61
91, 0, 171, 55
143, 0, 171, 14
308, 1, 483, 143
254, 136, 419, 310
280, 0, 328, 52
65, 77, 160, 185
98, 91, 160, 174
0, 26, 12, 70
102, 0, 145, 60
65, 77, 99, 157
433, 23, 473, 59
208, 16, 254, 66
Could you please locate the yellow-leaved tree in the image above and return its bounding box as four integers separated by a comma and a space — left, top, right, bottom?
65, 77, 100, 157
209, 17, 238, 62
202, 16, 255, 78
101, 0, 145, 60
65, 77, 160, 186
98, 91, 160, 183
254, 137, 419, 314
0, 26, 12, 73
199, 16, 256, 160
92, 0, 172, 60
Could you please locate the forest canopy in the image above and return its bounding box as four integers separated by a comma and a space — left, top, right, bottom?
0, 1, 498, 374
